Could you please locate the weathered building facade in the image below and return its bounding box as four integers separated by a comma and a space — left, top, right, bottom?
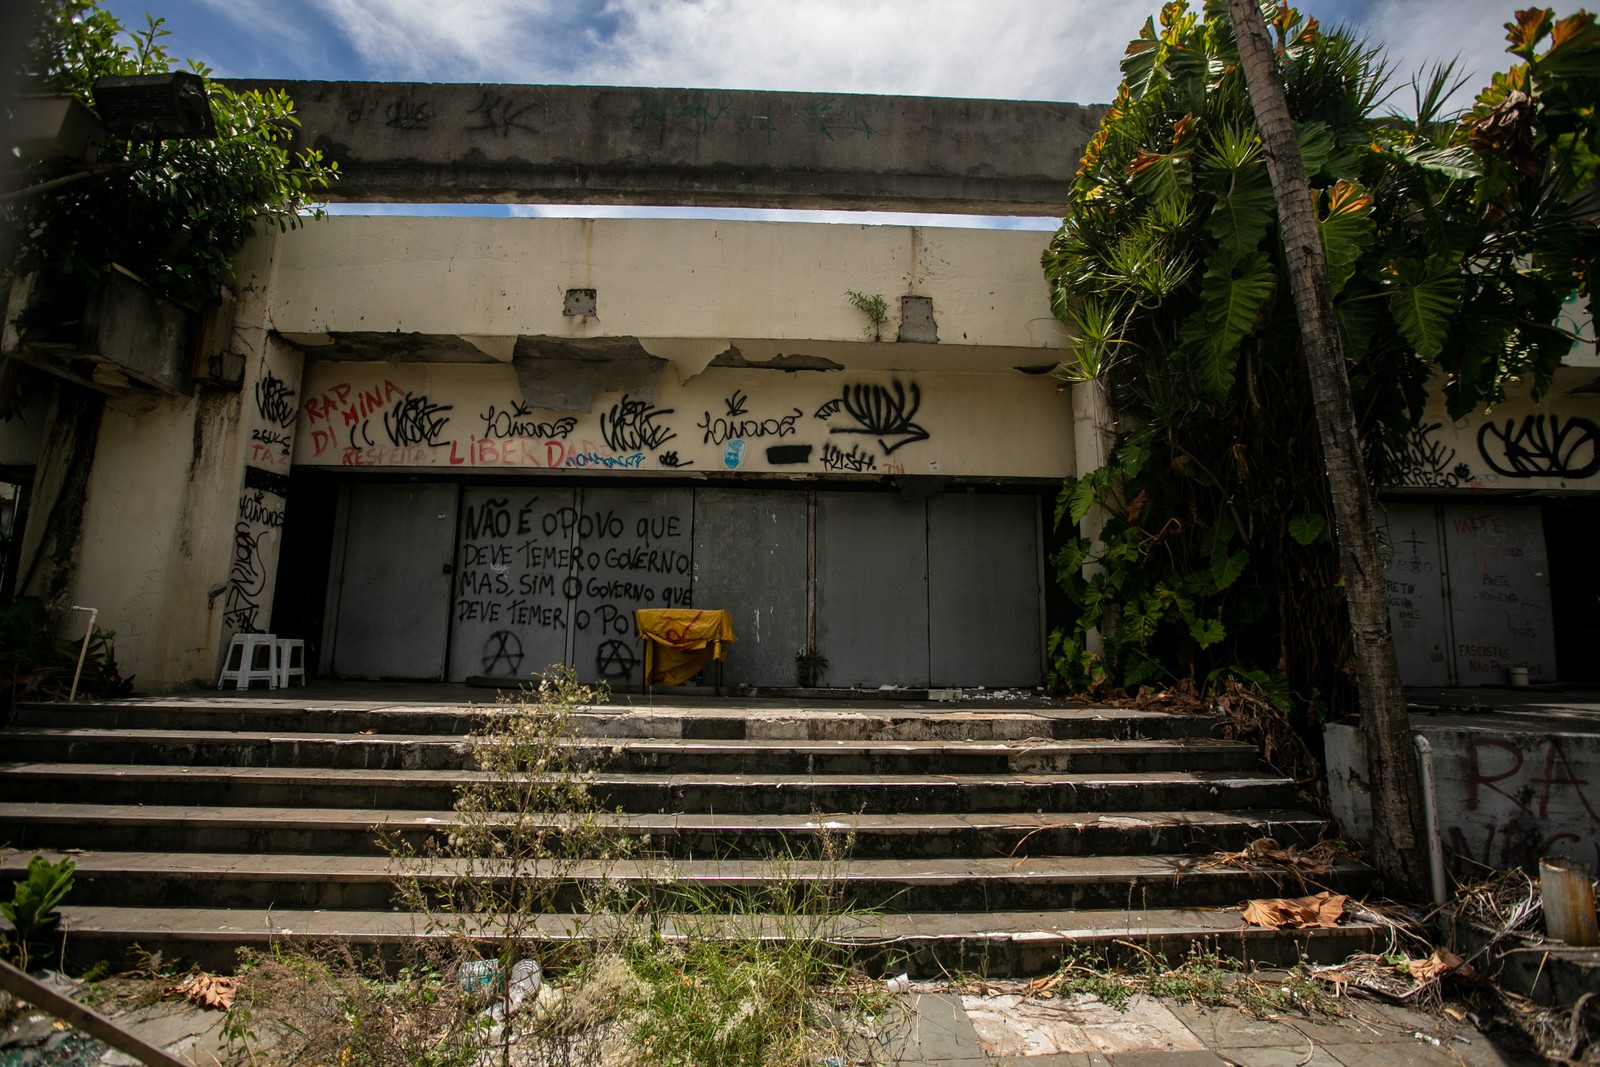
7, 213, 1082, 690
1376, 315, 1600, 687
3, 79, 1596, 694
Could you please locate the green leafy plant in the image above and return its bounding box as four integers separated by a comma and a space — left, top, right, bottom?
5, 0, 336, 308
845, 290, 890, 341
2, 854, 76, 970
620, 830, 896, 1067
1042, 3, 1598, 737
794, 647, 829, 687
0, 596, 132, 716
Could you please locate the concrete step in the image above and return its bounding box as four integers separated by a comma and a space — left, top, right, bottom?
7, 849, 1374, 915
12, 700, 1222, 742
1, 693, 1366, 976
48, 903, 1386, 976
0, 728, 1263, 775
0, 762, 1298, 814
0, 802, 1328, 858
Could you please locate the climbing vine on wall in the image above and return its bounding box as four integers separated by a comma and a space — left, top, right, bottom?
1044, 3, 1599, 722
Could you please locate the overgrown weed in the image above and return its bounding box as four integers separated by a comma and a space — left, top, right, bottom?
216, 666, 898, 1066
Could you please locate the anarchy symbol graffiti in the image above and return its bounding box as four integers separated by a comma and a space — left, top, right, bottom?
596, 639, 638, 679
481, 630, 524, 675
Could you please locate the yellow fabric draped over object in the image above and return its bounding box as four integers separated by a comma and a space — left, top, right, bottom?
635, 609, 736, 687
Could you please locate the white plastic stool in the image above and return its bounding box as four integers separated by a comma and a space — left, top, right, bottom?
276, 638, 306, 687
218, 632, 278, 690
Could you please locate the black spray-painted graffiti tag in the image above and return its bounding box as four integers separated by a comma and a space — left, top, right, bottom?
224, 522, 266, 633
1478, 415, 1600, 479
254, 371, 297, 429
384, 392, 453, 448
699, 391, 802, 445
816, 380, 929, 455
1384, 422, 1472, 488
479, 402, 577, 441
601, 395, 676, 453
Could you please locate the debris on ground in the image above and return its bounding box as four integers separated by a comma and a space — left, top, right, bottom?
163, 970, 237, 1011
1238, 891, 1347, 929
1197, 836, 1344, 879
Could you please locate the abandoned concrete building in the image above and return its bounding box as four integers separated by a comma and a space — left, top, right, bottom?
2, 81, 1598, 695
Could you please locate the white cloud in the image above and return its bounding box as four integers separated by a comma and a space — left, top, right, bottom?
1344, 0, 1518, 112
306, 0, 1140, 104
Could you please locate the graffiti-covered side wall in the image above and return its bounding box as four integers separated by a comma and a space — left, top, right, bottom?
1381, 379, 1600, 493
1327, 721, 1600, 875
293, 362, 1073, 479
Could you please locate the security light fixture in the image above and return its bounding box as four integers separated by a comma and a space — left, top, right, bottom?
92, 72, 215, 141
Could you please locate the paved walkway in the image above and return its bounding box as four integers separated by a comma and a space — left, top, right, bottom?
879, 987, 1523, 1067
0, 974, 1534, 1066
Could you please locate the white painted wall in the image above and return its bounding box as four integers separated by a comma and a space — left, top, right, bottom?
265, 217, 1067, 357
294, 362, 1074, 479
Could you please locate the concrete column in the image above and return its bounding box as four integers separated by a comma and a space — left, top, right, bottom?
1070, 378, 1115, 655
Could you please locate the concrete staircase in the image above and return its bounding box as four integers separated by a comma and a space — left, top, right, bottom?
0, 694, 1379, 974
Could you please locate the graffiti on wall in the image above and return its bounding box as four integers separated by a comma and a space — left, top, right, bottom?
1478, 414, 1600, 479
479, 402, 577, 442
1383, 422, 1474, 488
383, 392, 453, 448
255, 370, 297, 430
296, 373, 968, 473
1447, 736, 1600, 872
600, 394, 677, 453
815, 380, 930, 455
698, 390, 803, 447
451, 491, 693, 683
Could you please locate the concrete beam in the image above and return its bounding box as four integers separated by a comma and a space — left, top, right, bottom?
222, 81, 1104, 215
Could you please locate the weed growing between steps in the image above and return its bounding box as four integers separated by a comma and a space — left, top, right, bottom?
216, 667, 901, 1066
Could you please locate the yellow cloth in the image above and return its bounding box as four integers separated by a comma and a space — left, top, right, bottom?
635, 609, 736, 686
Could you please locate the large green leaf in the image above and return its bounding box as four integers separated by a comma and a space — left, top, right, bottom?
1204, 162, 1276, 258
1189, 617, 1227, 649
1315, 181, 1375, 296
1198, 251, 1276, 397
1128, 149, 1193, 208
1387, 259, 1462, 360
1067, 475, 1100, 525
1200, 124, 1275, 258
1294, 120, 1336, 177
1400, 144, 1482, 180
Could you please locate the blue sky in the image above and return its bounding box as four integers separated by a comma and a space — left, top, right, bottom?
100, 0, 1525, 228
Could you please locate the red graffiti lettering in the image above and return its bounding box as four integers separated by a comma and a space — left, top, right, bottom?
1466, 738, 1529, 815
303, 383, 352, 424
1532, 742, 1600, 822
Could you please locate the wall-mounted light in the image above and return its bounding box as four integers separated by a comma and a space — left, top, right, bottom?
92, 72, 215, 141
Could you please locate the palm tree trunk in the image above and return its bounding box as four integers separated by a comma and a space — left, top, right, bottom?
1224, 0, 1431, 900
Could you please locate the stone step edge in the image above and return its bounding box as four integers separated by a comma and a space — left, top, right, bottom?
50, 903, 1384, 948
18, 699, 1178, 719
1, 728, 1249, 753
2, 850, 1373, 886
0, 802, 1324, 833
0, 762, 1291, 789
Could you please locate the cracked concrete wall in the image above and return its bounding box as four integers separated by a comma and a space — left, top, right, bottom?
221, 81, 1105, 216
262, 216, 1064, 357
58, 233, 309, 689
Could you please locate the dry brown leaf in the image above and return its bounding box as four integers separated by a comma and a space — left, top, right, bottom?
1025, 974, 1061, 999
164, 972, 237, 1011
1239, 891, 1347, 929
1401, 948, 1467, 984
